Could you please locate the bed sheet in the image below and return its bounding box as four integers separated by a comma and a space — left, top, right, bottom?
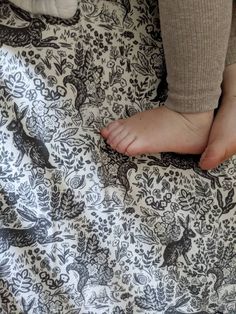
0, 1, 236, 313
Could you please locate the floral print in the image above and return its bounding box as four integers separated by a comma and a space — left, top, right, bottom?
0, 0, 235, 313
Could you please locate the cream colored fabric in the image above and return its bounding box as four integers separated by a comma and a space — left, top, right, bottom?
9, 0, 77, 18
159, 0, 233, 113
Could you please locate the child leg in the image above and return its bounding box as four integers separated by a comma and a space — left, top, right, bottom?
9, 0, 77, 18
101, 0, 232, 157
200, 63, 236, 170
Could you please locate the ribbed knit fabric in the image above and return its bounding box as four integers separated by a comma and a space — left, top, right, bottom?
226, 0, 236, 65
159, 0, 233, 113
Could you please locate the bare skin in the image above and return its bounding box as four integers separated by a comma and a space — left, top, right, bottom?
200, 64, 236, 170
101, 107, 214, 157
101, 63, 236, 171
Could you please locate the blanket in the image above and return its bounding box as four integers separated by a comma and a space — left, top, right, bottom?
0, 1, 235, 313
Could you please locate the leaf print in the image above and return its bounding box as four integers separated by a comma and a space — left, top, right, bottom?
196, 198, 213, 216
112, 306, 125, 314
0, 278, 12, 305
62, 139, 84, 147
140, 33, 159, 54
54, 108, 67, 120
135, 235, 157, 245
216, 240, 224, 260
217, 189, 224, 208
18, 183, 36, 208
131, 63, 152, 77
135, 285, 164, 311
180, 189, 187, 198
85, 234, 99, 259
59, 189, 75, 212
81, 50, 93, 77
156, 282, 165, 304
140, 223, 155, 238
49, 188, 85, 221
178, 189, 196, 211
223, 243, 235, 262
4, 72, 26, 98
74, 42, 84, 69
12, 270, 32, 294
221, 202, 236, 216
138, 52, 150, 69
0, 259, 11, 278
54, 128, 78, 141
21, 297, 35, 313
0, 1, 235, 313
195, 179, 211, 198
225, 188, 234, 205
50, 200, 85, 220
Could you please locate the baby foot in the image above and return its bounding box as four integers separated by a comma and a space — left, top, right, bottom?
199, 96, 236, 170
101, 106, 214, 156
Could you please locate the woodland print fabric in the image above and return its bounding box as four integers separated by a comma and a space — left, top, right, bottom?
0, 1, 235, 313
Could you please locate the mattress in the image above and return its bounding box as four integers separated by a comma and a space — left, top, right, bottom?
0, 1, 235, 313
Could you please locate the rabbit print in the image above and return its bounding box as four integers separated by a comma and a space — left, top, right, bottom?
0, 15, 60, 49
161, 215, 196, 267
0, 207, 63, 254
7, 104, 55, 168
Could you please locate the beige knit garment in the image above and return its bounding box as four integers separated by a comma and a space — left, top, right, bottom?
227, 0, 236, 65
159, 0, 233, 113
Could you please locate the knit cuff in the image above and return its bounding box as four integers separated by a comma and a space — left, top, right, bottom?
226, 1, 236, 65
165, 92, 221, 113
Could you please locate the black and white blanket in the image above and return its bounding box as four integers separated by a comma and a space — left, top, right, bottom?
0, 1, 235, 313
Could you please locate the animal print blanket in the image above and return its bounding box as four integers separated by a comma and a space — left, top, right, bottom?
0, 1, 235, 313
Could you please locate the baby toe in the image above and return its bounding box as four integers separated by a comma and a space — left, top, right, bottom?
101, 120, 124, 138
116, 134, 136, 154
108, 129, 129, 149
199, 141, 227, 170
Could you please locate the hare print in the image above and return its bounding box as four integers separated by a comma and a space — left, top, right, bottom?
7, 104, 55, 168
161, 215, 196, 267
0, 208, 63, 254
0, 17, 59, 49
